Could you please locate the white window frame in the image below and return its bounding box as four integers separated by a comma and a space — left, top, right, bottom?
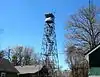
1, 72, 6, 77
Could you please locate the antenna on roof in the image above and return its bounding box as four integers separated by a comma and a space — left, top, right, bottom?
52, 9, 56, 17
89, 0, 94, 10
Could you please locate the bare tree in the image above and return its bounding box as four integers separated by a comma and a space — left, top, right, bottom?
0, 50, 4, 58
65, 45, 88, 77
11, 46, 40, 66
66, 4, 100, 51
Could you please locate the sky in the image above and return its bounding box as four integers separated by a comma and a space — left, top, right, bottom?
0, 0, 100, 70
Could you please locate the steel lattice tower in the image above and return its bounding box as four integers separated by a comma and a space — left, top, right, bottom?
41, 13, 59, 77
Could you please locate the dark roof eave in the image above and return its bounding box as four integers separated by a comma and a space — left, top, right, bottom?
85, 45, 100, 55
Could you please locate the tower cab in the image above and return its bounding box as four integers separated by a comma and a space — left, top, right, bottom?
45, 13, 54, 23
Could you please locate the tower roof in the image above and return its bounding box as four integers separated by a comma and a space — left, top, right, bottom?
45, 13, 54, 18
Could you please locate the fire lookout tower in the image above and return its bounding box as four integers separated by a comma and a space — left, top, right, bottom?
41, 13, 59, 77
